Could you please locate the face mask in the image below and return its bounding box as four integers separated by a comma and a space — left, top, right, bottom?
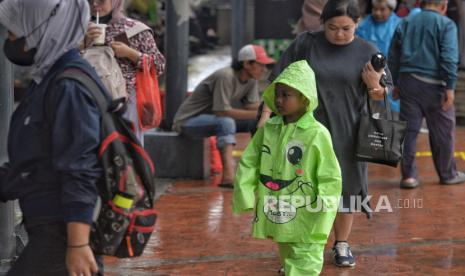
3, 37, 37, 66
2, 1, 61, 66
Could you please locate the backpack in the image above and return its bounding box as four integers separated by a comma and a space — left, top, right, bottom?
46, 65, 157, 258
81, 46, 128, 101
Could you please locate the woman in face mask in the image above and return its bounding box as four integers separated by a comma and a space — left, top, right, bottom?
84, 0, 165, 143
0, 0, 105, 275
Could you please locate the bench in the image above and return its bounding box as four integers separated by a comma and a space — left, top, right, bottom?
144, 130, 211, 179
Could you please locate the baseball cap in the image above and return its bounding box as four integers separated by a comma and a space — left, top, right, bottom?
237, 44, 275, 65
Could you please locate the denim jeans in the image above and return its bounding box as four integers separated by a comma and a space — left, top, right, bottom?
180, 114, 256, 149
7, 222, 103, 276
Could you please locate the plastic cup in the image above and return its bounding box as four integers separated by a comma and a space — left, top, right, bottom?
94, 23, 107, 45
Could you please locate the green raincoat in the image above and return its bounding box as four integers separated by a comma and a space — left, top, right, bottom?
233, 60, 342, 244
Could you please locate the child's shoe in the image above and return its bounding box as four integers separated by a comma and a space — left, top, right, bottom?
332, 241, 355, 267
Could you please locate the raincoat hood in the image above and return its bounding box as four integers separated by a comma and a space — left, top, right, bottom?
263, 60, 318, 117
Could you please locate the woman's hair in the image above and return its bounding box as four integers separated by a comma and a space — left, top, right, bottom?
320, 0, 361, 23
111, 0, 126, 21
372, 0, 397, 10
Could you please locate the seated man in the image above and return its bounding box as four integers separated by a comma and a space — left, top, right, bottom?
172, 44, 275, 187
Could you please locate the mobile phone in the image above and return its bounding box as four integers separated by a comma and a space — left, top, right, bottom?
114, 32, 130, 45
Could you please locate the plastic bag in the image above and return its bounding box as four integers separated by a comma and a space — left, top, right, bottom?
136, 55, 162, 130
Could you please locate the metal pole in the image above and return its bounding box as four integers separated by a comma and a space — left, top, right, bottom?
0, 26, 16, 271
231, 0, 246, 60
163, 0, 189, 130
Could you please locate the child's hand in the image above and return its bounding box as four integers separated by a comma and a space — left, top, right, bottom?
257, 105, 272, 128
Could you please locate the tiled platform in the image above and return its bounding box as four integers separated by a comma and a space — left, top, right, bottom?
105, 128, 465, 275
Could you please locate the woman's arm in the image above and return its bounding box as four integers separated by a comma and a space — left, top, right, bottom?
50, 80, 101, 225
110, 29, 166, 76
49, 79, 102, 276
110, 41, 142, 62
129, 29, 166, 76
361, 61, 387, 100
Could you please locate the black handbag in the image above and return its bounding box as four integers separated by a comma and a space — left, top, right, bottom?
355, 94, 407, 167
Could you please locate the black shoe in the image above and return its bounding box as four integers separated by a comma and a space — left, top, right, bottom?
440, 171, 465, 185
333, 241, 356, 267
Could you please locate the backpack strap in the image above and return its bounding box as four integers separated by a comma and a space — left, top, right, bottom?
55, 70, 109, 115
43, 68, 116, 152
54, 69, 125, 136
42, 67, 110, 170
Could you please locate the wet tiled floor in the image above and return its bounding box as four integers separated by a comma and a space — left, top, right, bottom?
105, 129, 465, 275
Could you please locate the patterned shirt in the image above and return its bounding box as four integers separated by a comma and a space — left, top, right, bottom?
105, 18, 165, 94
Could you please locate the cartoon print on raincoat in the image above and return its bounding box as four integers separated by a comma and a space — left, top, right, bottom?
260, 138, 321, 225
233, 60, 342, 244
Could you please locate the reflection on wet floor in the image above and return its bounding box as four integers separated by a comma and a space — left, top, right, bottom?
105, 129, 465, 275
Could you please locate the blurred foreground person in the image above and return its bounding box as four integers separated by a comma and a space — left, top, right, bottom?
0, 0, 104, 275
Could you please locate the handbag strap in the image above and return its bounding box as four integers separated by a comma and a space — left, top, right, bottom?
364, 89, 391, 162
140, 55, 158, 76
366, 89, 392, 120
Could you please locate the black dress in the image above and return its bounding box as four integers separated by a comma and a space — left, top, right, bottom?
271, 31, 392, 218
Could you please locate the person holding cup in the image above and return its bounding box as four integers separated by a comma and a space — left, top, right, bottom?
84, 0, 165, 142
92, 22, 107, 45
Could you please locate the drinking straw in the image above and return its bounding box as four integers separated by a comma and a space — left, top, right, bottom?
96, 11, 99, 24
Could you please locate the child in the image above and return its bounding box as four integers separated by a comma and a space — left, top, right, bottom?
233, 60, 342, 275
